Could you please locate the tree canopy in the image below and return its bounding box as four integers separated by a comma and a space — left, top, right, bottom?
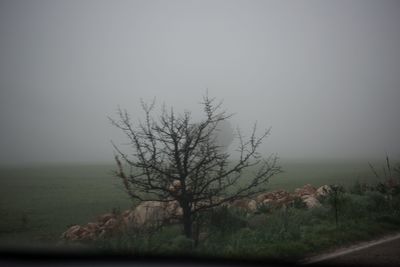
110, 94, 281, 238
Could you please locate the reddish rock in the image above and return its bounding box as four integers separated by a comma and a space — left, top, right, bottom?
294, 184, 317, 197
302, 195, 321, 209
316, 185, 332, 198
256, 190, 292, 209
97, 213, 116, 224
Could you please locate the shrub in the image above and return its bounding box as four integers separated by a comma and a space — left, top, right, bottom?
325, 185, 346, 227
206, 206, 247, 235
247, 214, 269, 229
257, 202, 274, 214
365, 191, 389, 212
308, 205, 330, 221
95, 228, 143, 252
255, 208, 303, 242
264, 241, 310, 261
341, 193, 369, 220
391, 185, 400, 196
257, 202, 281, 214
375, 215, 400, 225
349, 180, 369, 195
292, 197, 308, 209
168, 235, 194, 252
391, 195, 400, 211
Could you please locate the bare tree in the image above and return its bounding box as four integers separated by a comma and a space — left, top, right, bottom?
110, 94, 282, 239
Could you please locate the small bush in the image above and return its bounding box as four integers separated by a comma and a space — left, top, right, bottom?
391, 195, 400, 211
255, 208, 303, 242
375, 215, 400, 225
308, 205, 330, 221
292, 197, 307, 209
324, 185, 347, 227
95, 229, 143, 252
168, 235, 194, 252
391, 185, 400, 196
341, 193, 369, 219
263, 241, 310, 261
257, 202, 274, 214
365, 191, 388, 212
247, 214, 269, 229
206, 206, 247, 235
349, 180, 369, 195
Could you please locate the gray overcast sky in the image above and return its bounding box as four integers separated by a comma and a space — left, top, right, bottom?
0, 0, 399, 164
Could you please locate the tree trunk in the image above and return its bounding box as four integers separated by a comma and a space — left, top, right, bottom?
182, 202, 193, 239
193, 219, 201, 248
334, 193, 338, 227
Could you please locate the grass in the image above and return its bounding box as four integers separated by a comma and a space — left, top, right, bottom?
91, 193, 400, 262
0, 164, 133, 245
0, 158, 390, 256
94, 194, 400, 262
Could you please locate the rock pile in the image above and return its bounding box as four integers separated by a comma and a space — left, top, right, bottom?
133, 200, 182, 226
294, 184, 317, 197
229, 184, 332, 212
293, 184, 320, 209
61, 184, 333, 242
255, 189, 294, 208
229, 198, 257, 212
61, 209, 135, 242
316, 184, 332, 197
61, 200, 182, 242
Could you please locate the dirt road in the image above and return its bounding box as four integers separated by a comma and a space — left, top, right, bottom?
304, 233, 400, 267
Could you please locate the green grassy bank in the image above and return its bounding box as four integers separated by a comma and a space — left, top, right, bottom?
0, 159, 391, 259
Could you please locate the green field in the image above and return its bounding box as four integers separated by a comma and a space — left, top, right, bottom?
0, 159, 381, 247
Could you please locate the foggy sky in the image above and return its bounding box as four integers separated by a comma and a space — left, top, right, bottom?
1, 0, 400, 165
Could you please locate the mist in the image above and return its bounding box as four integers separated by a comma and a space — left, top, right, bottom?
0, 0, 399, 165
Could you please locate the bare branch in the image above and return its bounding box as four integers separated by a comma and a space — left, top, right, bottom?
109, 93, 281, 239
